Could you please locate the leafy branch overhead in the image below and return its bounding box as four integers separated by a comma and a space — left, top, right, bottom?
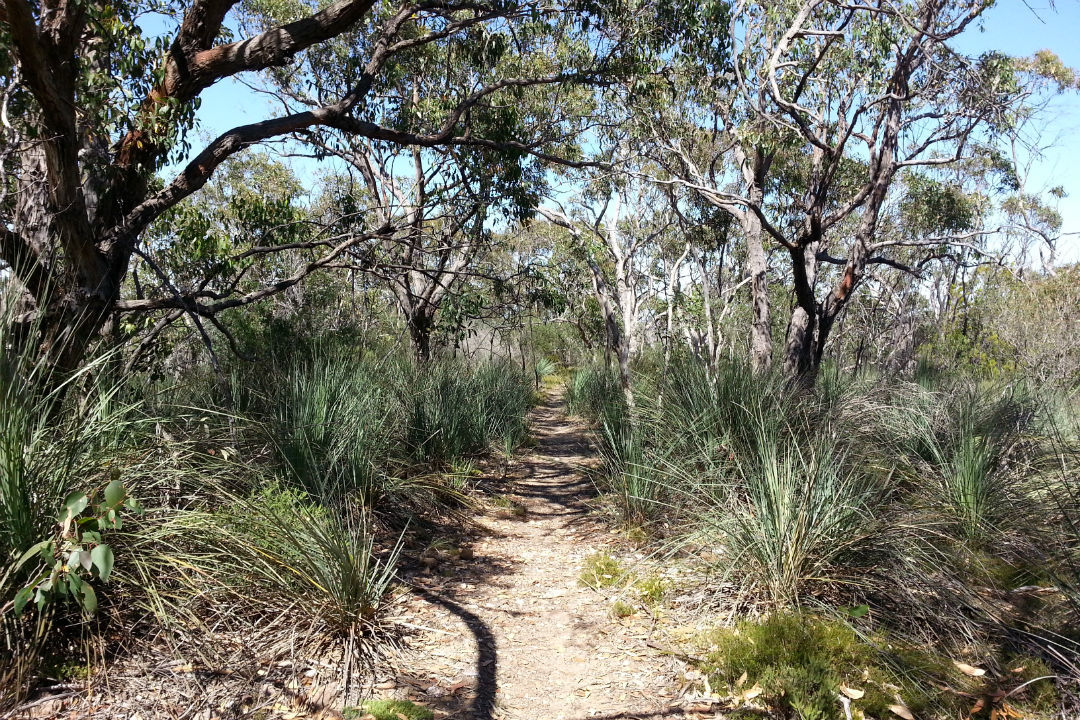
0, 0, 649, 375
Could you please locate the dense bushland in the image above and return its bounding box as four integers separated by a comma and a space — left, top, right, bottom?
568, 355, 1080, 717
3, 0, 1079, 713
0, 323, 534, 708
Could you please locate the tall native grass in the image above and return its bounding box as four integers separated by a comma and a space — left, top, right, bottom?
889, 383, 1038, 543
0, 307, 177, 705
199, 342, 535, 517
406, 358, 532, 463
576, 354, 1080, 672
720, 421, 884, 606
1, 317, 534, 708
565, 362, 627, 433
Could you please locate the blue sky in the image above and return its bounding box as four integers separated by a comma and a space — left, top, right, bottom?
952, 1, 1080, 262
181, 1, 1080, 263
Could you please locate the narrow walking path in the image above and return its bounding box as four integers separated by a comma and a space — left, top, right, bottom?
381, 391, 695, 720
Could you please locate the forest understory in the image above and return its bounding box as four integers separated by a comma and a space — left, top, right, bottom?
4, 387, 753, 720
3, 0, 1080, 718
5, 354, 1079, 720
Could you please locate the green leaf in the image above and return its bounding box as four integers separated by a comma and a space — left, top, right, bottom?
13, 586, 33, 615
91, 544, 114, 583
60, 492, 89, 528
104, 479, 125, 508
845, 604, 870, 618
81, 584, 98, 613
12, 540, 52, 573
79, 549, 93, 571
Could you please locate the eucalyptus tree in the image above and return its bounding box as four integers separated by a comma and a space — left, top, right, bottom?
540, 163, 675, 406
245, 3, 587, 360
123, 153, 354, 371
0, 0, 645, 377
309, 141, 508, 360
636, 0, 780, 372
515, 219, 608, 355
644, 0, 1059, 381
667, 200, 748, 375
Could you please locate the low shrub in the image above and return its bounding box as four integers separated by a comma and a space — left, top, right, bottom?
580, 355, 1080, 693
2, 327, 536, 707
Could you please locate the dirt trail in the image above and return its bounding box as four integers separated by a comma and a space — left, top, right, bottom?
383, 392, 694, 720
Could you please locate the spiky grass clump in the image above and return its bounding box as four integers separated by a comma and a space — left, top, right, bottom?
582, 355, 1080, 683
566, 362, 660, 524
720, 424, 886, 606
150, 482, 400, 652
233, 346, 533, 517
408, 358, 531, 462
270, 352, 399, 504
595, 417, 667, 526
534, 357, 557, 384
565, 363, 627, 434
890, 383, 1039, 544
2, 328, 535, 707
0, 308, 186, 706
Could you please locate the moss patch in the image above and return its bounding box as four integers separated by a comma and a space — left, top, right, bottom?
345, 699, 434, 720
634, 575, 669, 605
579, 551, 630, 589
492, 494, 527, 517
700, 613, 974, 720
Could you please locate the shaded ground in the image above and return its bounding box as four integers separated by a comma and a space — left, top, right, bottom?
375, 391, 700, 720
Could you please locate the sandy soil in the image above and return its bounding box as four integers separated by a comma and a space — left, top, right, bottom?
378, 392, 699, 720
